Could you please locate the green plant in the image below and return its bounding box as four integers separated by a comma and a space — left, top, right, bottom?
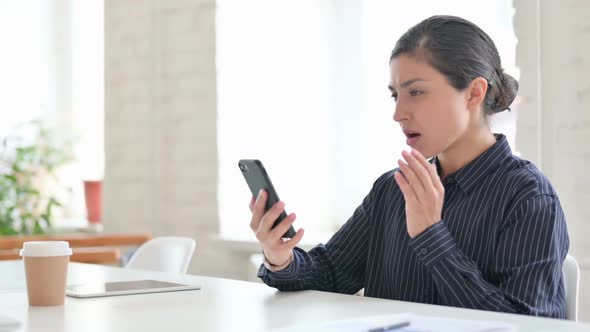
0, 121, 74, 235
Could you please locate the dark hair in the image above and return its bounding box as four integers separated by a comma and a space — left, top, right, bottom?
390, 15, 518, 115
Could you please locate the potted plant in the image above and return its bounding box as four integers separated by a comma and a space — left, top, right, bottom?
0, 121, 74, 235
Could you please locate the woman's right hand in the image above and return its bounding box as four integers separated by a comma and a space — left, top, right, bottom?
249, 190, 304, 268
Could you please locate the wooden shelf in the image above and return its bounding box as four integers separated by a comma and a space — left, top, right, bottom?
0, 247, 122, 264
0, 233, 151, 250
0, 233, 151, 264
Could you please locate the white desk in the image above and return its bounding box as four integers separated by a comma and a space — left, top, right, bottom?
0, 261, 588, 332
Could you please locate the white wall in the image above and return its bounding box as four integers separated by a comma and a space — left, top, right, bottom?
514, 0, 590, 321
104, 0, 590, 321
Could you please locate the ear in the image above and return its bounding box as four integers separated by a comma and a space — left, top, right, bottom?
466, 77, 488, 112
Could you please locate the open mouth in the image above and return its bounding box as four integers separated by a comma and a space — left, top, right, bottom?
403, 130, 422, 146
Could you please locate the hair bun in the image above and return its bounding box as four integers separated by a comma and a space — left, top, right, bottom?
492, 72, 518, 113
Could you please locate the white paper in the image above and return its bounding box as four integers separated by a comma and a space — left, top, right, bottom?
271, 313, 517, 332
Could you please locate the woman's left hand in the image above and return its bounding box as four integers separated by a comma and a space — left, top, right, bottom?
394, 149, 445, 238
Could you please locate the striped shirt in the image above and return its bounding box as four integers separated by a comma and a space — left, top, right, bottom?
258, 134, 570, 318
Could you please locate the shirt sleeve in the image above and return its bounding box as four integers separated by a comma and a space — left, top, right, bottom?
409, 194, 569, 318
257, 173, 388, 294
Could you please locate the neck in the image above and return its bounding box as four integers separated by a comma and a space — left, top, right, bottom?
438, 127, 496, 179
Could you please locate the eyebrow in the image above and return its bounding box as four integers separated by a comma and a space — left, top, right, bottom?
388, 78, 426, 91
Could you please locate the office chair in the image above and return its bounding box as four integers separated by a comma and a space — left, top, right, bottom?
563, 254, 580, 321
125, 236, 196, 274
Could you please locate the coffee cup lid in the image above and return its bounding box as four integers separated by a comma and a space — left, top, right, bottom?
19, 241, 73, 257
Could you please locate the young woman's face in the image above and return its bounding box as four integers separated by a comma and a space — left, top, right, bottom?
389, 54, 471, 159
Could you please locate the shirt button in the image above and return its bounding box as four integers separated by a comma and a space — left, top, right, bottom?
420, 248, 428, 255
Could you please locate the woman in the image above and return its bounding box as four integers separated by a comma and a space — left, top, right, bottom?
248, 15, 569, 318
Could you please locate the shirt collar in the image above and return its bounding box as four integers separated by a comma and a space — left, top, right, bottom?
432, 134, 512, 194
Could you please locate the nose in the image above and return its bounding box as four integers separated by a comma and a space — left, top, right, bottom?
393, 100, 407, 123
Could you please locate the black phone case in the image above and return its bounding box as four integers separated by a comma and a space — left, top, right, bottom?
238, 159, 297, 238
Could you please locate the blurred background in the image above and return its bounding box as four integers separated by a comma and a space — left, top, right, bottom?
1, 0, 588, 321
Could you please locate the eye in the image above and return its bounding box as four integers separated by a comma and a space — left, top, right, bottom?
409, 90, 424, 97
390, 93, 398, 101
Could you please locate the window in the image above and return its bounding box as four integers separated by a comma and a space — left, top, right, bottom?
0, 2, 55, 134
68, 1, 105, 220
0, 2, 104, 223
217, 0, 517, 239
71, 1, 105, 181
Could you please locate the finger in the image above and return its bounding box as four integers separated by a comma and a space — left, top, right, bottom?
422, 157, 445, 192
249, 196, 256, 212
269, 213, 297, 239
394, 170, 417, 204
412, 150, 442, 189
249, 190, 267, 231
258, 200, 286, 233
281, 228, 305, 250
403, 150, 434, 192
430, 163, 445, 193
397, 157, 424, 198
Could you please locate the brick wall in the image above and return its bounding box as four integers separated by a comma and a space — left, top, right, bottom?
104, 0, 249, 279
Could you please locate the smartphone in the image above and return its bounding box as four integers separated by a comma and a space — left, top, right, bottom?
238, 159, 297, 238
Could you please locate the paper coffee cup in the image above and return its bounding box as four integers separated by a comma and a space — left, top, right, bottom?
20, 241, 73, 306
